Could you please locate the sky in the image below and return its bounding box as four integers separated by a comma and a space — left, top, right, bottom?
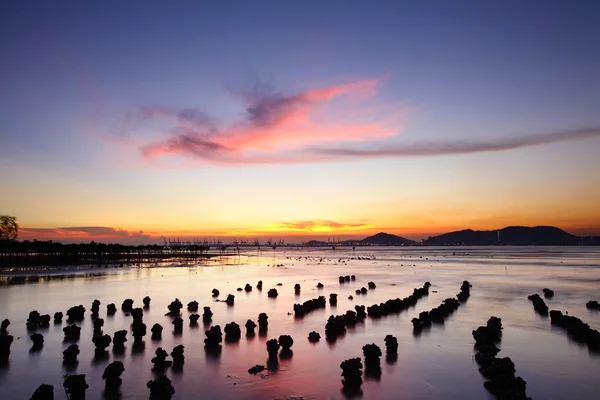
1, 1, 600, 244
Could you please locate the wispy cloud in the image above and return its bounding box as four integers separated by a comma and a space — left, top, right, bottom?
117, 78, 600, 167
263, 220, 375, 233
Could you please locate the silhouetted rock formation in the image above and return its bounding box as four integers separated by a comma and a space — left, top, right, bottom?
248, 365, 265, 374
212, 288, 220, 297
550, 310, 600, 351
102, 361, 125, 394
151, 324, 163, 340
107, 304, 117, 315
340, 358, 363, 393
93, 334, 112, 356
367, 282, 430, 318
294, 296, 326, 317
368, 282, 376, 289
384, 335, 398, 363
204, 325, 222, 349
129, 307, 143, 324
202, 307, 213, 322
236, 287, 242, 292
167, 299, 183, 315
325, 315, 347, 341
91, 299, 100, 315
147, 375, 174, 400
257, 280, 263, 290
355, 305, 367, 321
267, 289, 278, 298
224, 322, 241, 342
66, 305, 86, 322
527, 294, 549, 315
30, 333, 44, 350
93, 317, 104, 334
279, 335, 293, 350
53, 312, 63, 324
266, 338, 280, 358
363, 343, 382, 379
141, 296, 150, 309
0, 334, 13, 361
38, 314, 50, 328
294, 284, 301, 294
587, 300, 600, 310
63, 344, 80, 364
329, 293, 338, 306
171, 345, 184, 365
172, 317, 183, 333
412, 297, 461, 331
542, 288, 554, 299
316, 282, 324, 289
29, 384, 54, 400
187, 301, 198, 312
27, 310, 41, 329
63, 374, 88, 400
113, 330, 127, 348
245, 284, 252, 292
473, 317, 503, 347
63, 324, 81, 341
152, 347, 172, 369
189, 314, 200, 325
424, 226, 578, 246
308, 331, 321, 342
132, 322, 147, 342
351, 275, 356, 281
245, 320, 257, 336
0, 318, 9, 332
121, 299, 134, 312
225, 294, 235, 305
457, 280, 472, 302
258, 313, 268, 335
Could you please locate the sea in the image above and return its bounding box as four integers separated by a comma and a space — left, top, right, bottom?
0, 246, 599, 399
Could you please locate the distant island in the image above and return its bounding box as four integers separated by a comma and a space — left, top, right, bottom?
308, 226, 599, 246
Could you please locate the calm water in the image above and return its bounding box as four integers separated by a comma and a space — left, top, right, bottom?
1, 246, 599, 400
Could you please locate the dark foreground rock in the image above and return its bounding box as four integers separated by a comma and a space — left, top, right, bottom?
340, 358, 363, 393
248, 365, 265, 374
147, 375, 175, 400
63, 374, 88, 400
29, 384, 54, 400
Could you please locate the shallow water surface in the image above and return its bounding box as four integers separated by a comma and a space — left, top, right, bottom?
1, 246, 599, 399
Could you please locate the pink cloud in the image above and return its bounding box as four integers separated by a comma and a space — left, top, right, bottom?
20, 226, 157, 244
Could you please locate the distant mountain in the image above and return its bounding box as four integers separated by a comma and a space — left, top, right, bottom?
359, 232, 417, 246
304, 240, 328, 246
422, 226, 581, 246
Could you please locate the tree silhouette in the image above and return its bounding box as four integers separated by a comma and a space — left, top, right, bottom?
0, 215, 18, 241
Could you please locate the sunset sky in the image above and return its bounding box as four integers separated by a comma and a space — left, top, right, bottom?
1, 1, 599, 244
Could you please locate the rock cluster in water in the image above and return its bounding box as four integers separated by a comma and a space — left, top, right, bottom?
527, 293, 549, 315
152, 347, 173, 370
586, 300, 599, 310
245, 284, 252, 292
367, 282, 431, 318
91, 299, 100, 315
172, 317, 183, 333
63, 344, 79, 364
542, 288, 554, 299
245, 320, 257, 336
384, 335, 398, 363
204, 325, 223, 349
340, 358, 363, 394
66, 305, 85, 322
30, 333, 44, 351
317, 282, 324, 289
92, 334, 112, 356
53, 312, 63, 324
212, 288, 220, 297
457, 280, 472, 302
203, 307, 213, 322
132, 322, 147, 341
258, 313, 268, 335
29, 384, 54, 400
338, 275, 352, 283
0, 334, 14, 360
473, 317, 530, 399
293, 296, 326, 317
411, 297, 461, 331
102, 361, 125, 393
329, 293, 338, 306
151, 324, 163, 340
362, 343, 382, 379
171, 345, 184, 366
27, 311, 51, 329
224, 322, 241, 342
63, 374, 88, 400
93, 317, 104, 333
189, 314, 200, 325
550, 310, 600, 351
147, 375, 175, 400
257, 280, 263, 290
294, 283, 301, 294
121, 299, 134, 312
187, 301, 198, 312
266, 338, 280, 358
167, 299, 183, 315
267, 288, 278, 298
112, 330, 127, 349
106, 304, 117, 315
63, 324, 81, 342
225, 294, 235, 305
308, 331, 321, 342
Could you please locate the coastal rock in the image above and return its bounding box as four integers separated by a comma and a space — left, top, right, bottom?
329, 293, 338, 306
29, 384, 54, 400
112, 330, 127, 348
368, 281, 376, 289
258, 313, 268, 334
147, 375, 175, 400
151, 324, 163, 340
187, 301, 199, 312
0, 335, 14, 360
92, 334, 112, 355
586, 300, 599, 310
62, 344, 80, 364
317, 282, 324, 289
248, 365, 265, 374
91, 299, 100, 314
294, 283, 301, 294
245, 320, 257, 336
266, 338, 280, 358
212, 288, 220, 297
384, 335, 398, 354
363, 343, 382, 378
204, 325, 223, 349
102, 361, 125, 393
225, 294, 235, 305
30, 333, 44, 350
257, 280, 263, 290
143, 296, 151, 308
267, 289, 278, 298
203, 307, 213, 322
53, 312, 63, 324
93, 317, 104, 333
106, 304, 117, 315
245, 284, 253, 292
340, 358, 363, 393
172, 317, 184, 333
63, 374, 88, 400
279, 335, 294, 350
38, 314, 51, 328
171, 345, 184, 365
167, 299, 183, 315
527, 294, 549, 315
224, 322, 242, 341
132, 322, 147, 341
0, 318, 9, 332
63, 324, 81, 342
473, 317, 503, 347
189, 314, 200, 324
27, 310, 41, 329
351, 275, 356, 281
293, 296, 326, 317
308, 331, 321, 342
66, 305, 86, 322
151, 347, 172, 369
121, 299, 134, 312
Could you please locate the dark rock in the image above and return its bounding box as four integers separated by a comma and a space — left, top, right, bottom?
279, 335, 293, 350
317, 282, 324, 289
171, 345, 184, 365
550, 310, 600, 350
345, 276, 351, 282
527, 294, 549, 315
38, 314, 51, 328
237, 287, 243, 291
93, 317, 104, 333
102, 361, 125, 395
266, 338, 280, 358
147, 375, 175, 400
0, 334, 13, 360
225, 294, 235, 305
172, 317, 183, 332
248, 365, 265, 374
0, 318, 9, 332
348, 295, 353, 300
151, 347, 172, 369
67, 305, 85, 321
143, 296, 151, 308
91, 299, 100, 314
294, 283, 301, 294
106, 304, 117, 315
351, 275, 356, 281
167, 298, 183, 315
586, 300, 599, 310
132, 322, 147, 341
258, 313, 268, 334
121, 299, 134, 312
63, 374, 88, 400
224, 322, 241, 341
93, 334, 112, 355
267, 289, 278, 298
212, 288, 220, 297
245, 284, 252, 292
204, 325, 223, 349
151, 324, 163, 340
355, 305, 367, 320
245, 320, 257, 336
202, 307, 213, 322
360, 287, 367, 294
130, 308, 143, 324
63, 324, 81, 341
30, 333, 44, 350
325, 315, 347, 341
62, 344, 80, 364
308, 331, 321, 342
256, 280, 263, 290
472, 317, 503, 347
112, 330, 127, 347
340, 358, 363, 392
384, 335, 398, 355
368, 281, 376, 289
189, 314, 200, 324
293, 296, 326, 317
329, 293, 338, 306
29, 384, 54, 400
27, 310, 41, 329
363, 343, 382, 378
53, 312, 63, 324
